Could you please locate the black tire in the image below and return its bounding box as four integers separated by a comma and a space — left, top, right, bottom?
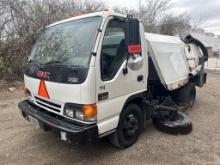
189, 85, 196, 107
153, 111, 192, 135
110, 104, 143, 148
172, 83, 196, 108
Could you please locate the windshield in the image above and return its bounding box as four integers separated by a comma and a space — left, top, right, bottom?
28, 16, 101, 67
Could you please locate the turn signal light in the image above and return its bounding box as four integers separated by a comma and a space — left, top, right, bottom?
83, 104, 97, 118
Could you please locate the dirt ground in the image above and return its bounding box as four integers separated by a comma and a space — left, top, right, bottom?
0, 70, 220, 165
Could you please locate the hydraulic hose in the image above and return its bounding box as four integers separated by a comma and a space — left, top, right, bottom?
184, 34, 208, 64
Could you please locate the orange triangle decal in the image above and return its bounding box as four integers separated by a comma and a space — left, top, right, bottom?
38, 80, 49, 99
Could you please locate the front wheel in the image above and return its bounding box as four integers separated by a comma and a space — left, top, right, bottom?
110, 104, 143, 148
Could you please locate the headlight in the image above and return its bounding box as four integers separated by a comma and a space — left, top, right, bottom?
75, 110, 84, 120
64, 103, 97, 122
65, 108, 75, 118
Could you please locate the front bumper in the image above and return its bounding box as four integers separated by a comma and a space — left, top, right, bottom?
18, 100, 99, 142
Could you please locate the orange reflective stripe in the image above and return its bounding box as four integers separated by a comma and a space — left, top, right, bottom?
38, 80, 49, 99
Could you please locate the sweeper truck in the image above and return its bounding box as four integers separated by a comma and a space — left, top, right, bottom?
18, 11, 208, 148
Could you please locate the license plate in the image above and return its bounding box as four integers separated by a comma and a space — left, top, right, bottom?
28, 115, 40, 129
60, 131, 67, 141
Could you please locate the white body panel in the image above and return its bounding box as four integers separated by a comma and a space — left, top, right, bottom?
24, 66, 96, 123
25, 66, 96, 105
95, 19, 148, 134
145, 33, 190, 91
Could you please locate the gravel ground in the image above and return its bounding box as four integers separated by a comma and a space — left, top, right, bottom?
0, 70, 220, 165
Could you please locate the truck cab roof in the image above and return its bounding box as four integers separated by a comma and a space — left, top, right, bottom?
48, 11, 127, 28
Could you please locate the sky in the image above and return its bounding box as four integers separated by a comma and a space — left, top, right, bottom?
103, 0, 220, 35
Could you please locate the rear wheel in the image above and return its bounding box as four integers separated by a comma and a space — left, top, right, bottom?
189, 86, 196, 107
110, 104, 143, 148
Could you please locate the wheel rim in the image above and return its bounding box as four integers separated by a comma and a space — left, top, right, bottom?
123, 114, 138, 138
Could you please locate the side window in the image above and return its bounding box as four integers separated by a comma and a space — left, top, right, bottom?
101, 19, 126, 81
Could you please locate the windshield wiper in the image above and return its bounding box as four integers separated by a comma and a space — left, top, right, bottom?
40, 60, 86, 68
28, 59, 36, 63
43, 60, 63, 66
27, 59, 42, 66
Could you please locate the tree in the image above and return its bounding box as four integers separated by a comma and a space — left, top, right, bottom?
114, 0, 192, 36
138, 0, 171, 32
159, 13, 191, 36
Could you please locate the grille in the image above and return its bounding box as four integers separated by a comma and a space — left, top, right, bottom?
34, 96, 62, 113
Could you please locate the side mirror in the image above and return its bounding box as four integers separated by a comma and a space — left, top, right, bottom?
127, 54, 143, 71
123, 16, 142, 73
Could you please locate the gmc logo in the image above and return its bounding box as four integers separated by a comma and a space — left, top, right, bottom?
37, 71, 50, 79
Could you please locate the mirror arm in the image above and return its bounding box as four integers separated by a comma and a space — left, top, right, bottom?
123, 54, 129, 75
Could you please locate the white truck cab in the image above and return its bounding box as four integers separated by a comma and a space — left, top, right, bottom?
18, 11, 208, 148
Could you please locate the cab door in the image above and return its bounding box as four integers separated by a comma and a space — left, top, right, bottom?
95, 17, 148, 135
